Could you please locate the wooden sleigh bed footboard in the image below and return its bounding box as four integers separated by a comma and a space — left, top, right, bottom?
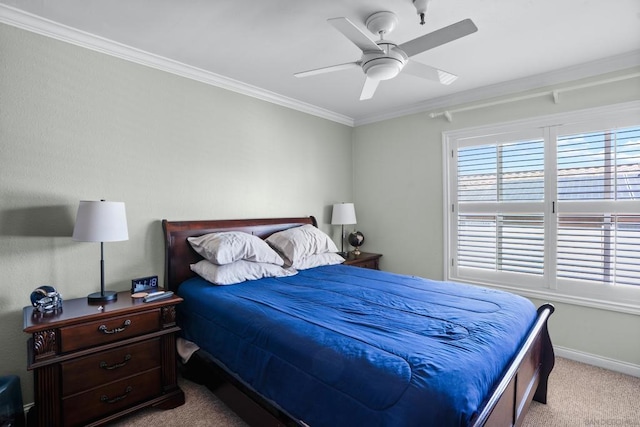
470, 303, 555, 427
163, 217, 555, 427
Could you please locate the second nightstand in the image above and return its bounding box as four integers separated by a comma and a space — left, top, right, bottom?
343, 252, 382, 270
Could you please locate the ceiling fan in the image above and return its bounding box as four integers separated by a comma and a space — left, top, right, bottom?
294, 11, 478, 100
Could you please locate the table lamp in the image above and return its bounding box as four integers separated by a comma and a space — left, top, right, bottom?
72, 200, 129, 302
331, 202, 357, 256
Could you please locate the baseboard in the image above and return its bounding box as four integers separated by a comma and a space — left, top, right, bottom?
554, 346, 640, 378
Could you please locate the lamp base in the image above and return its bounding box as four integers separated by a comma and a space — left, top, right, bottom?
87, 290, 118, 303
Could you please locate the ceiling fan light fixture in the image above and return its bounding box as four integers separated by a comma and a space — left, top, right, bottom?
363, 57, 403, 80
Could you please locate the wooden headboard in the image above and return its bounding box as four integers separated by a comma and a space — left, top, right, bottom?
162, 216, 317, 292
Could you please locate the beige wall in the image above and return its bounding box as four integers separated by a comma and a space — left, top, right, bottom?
353, 70, 640, 368
0, 23, 353, 403
2, 18, 639, 407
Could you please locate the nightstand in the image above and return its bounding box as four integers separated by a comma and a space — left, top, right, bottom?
343, 252, 382, 270
23, 290, 185, 427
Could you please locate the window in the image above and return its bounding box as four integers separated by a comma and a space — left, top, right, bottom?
444, 102, 640, 310
556, 127, 640, 288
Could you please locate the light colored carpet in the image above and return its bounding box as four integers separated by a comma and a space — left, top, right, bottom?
110, 357, 640, 426
109, 377, 248, 427
522, 357, 640, 427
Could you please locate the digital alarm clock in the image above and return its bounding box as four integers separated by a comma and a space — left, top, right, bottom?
131, 275, 159, 294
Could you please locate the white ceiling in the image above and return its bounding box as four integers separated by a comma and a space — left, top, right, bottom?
1, 0, 639, 126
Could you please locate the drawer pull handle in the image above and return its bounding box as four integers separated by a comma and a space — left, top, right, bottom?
99, 354, 132, 370
100, 386, 133, 404
98, 319, 131, 334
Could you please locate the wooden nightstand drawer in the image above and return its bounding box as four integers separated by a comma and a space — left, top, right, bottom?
62, 368, 161, 427
60, 309, 160, 353
61, 338, 161, 396
353, 259, 378, 269
343, 252, 382, 270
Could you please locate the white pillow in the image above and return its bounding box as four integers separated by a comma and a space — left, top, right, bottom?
292, 252, 345, 270
266, 224, 339, 266
190, 259, 296, 285
188, 231, 284, 266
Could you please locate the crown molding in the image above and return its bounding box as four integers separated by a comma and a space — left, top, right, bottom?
2, 4, 638, 129
354, 50, 640, 126
0, 4, 355, 127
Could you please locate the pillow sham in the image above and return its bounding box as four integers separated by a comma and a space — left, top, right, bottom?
292, 252, 345, 270
266, 224, 339, 266
188, 231, 283, 266
190, 259, 296, 286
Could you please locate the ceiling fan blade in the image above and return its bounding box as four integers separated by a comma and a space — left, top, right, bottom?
328, 17, 383, 53
360, 77, 380, 100
294, 62, 360, 78
398, 19, 478, 58
402, 60, 458, 85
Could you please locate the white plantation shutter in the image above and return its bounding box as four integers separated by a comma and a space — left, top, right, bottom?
457, 214, 496, 269
557, 128, 640, 201
457, 214, 545, 275
457, 140, 545, 203
446, 105, 640, 307
456, 139, 545, 278
556, 127, 640, 287
557, 215, 640, 286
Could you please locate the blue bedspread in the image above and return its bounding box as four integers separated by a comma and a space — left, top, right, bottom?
177, 264, 537, 426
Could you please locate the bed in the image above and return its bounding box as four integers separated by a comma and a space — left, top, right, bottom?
162, 216, 555, 426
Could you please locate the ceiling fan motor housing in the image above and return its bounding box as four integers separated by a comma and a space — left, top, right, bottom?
361, 43, 407, 80
365, 11, 398, 37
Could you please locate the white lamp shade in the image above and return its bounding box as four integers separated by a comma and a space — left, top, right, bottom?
72, 200, 129, 242
331, 203, 357, 225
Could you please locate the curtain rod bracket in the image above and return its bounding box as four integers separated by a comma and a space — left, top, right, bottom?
444, 111, 453, 122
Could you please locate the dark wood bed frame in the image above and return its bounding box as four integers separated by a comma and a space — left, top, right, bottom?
162, 216, 555, 427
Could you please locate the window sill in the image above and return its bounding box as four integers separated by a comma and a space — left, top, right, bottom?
450, 277, 640, 316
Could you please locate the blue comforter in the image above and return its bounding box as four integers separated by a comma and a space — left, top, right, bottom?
177, 264, 537, 426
